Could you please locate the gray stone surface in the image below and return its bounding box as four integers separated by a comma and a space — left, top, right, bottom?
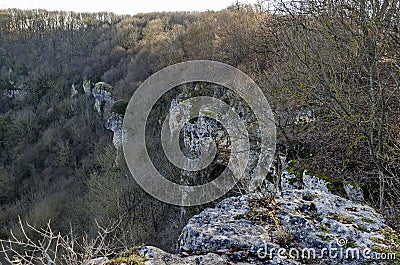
87, 83, 397, 265
102, 162, 398, 264
85, 80, 123, 149
106, 113, 123, 149
92, 82, 114, 113
168, 170, 397, 264
84, 257, 109, 265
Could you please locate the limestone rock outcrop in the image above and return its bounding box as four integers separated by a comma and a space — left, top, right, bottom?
131, 171, 398, 264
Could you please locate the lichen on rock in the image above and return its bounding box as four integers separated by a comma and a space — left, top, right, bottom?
106, 113, 123, 149
173, 172, 398, 264
125, 169, 399, 265
92, 82, 114, 113
83, 80, 123, 149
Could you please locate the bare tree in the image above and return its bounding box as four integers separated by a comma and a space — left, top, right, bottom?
265, 0, 400, 222
0, 217, 123, 265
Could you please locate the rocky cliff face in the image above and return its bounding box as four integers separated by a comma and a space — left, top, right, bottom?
84, 81, 398, 265
105, 113, 123, 148
112, 169, 398, 265
83, 80, 123, 149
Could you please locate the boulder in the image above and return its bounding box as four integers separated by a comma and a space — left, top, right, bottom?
175, 173, 398, 264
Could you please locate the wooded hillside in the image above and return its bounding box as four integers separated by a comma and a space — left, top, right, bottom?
0, 0, 399, 255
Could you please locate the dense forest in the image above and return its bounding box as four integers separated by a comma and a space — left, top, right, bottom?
0, 0, 399, 262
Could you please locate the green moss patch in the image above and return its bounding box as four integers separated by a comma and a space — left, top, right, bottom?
361, 218, 376, 224
345, 239, 358, 248
357, 225, 370, 233
316, 175, 346, 196
287, 159, 305, 186
107, 246, 148, 265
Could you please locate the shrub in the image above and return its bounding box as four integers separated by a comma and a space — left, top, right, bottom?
111, 100, 129, 117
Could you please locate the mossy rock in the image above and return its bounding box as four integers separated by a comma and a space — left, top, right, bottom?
357, 224, 370, 233
83, 79, 92, 89
108, 246, 148, 265
288, 159, 298, 170
316, 175, 346, 196
361, 217, 376, 224
95, 82, 113, 92
287, 159, 303, 179
345, 239, 358, 248
288, 174, 303, 186
332, 213, 354, 224
302, 191, 319, 201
